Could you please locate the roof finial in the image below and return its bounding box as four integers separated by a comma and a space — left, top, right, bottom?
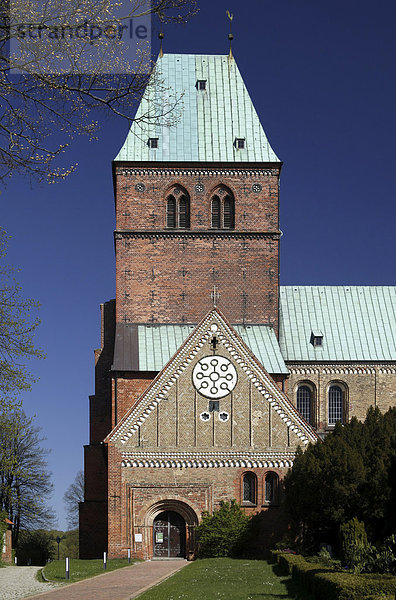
158, 30, 164, 58
226, 10, 234, 59
158, 12, 165, 58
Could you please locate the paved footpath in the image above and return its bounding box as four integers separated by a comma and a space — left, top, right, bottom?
17, 560, 187, 600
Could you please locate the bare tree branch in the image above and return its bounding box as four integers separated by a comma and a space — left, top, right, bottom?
63, 470, 84, 530
0, 0, 198, 183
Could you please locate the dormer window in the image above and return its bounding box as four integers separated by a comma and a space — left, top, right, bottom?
148, 137, 158, 149
196, 80, 207, 90
310, 331, 323, 347
235, 138, 245, 149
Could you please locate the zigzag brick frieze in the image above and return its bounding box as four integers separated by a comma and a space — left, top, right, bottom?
116, 168, 279, 177
289, 364, 396, 375
114, 231, 281, 240
121, 451, 296, 469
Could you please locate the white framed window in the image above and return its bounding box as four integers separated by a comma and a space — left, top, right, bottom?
328, 385, 344, 425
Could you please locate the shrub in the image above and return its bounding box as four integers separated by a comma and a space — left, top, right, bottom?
363, 536, 396, 575
272, 551, 396, 600
340, 517, 368, 572
196, 500, 249, 558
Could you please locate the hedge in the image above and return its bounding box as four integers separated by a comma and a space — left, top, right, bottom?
271, 551, 396, 600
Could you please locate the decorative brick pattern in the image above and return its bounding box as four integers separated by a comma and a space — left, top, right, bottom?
288, 364, 396, 431
114, 167, 281, 330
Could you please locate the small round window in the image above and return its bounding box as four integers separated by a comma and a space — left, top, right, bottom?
200, 412, 211, 422
219, 412, 229, 422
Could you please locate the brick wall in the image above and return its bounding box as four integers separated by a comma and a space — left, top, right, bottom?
106, 464, 289, 559
79, 500, 108, 559
1, 527, 12, 564
112, 373, 156, 427
89, 300, 115, 443
287, 364, 396, 431
105, 333, 303, 559
111, 341, 301, 451
114, 166, 280, 330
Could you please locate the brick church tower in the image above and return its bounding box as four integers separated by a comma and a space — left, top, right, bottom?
114, 54, 281, 330
79, 53, 319, 559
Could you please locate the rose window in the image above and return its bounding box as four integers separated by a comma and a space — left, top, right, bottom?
192, 356, 237, 399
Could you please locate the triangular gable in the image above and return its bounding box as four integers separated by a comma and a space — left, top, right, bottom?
106, 308, 319, 446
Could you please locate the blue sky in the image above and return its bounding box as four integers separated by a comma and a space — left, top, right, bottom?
1, 0, 395, 529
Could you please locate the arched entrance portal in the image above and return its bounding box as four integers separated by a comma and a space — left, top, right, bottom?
145, 499, 199, 559
153, 511, 186, 558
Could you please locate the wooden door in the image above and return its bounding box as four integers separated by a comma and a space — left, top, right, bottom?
153, 511, 186, 558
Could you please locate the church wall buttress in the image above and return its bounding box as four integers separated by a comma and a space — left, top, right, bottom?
90, 300, 115, 443
112, 373, 156, 428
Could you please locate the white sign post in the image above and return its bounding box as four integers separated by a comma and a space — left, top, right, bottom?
103, 551, 107, 570
65, 557, 70, 580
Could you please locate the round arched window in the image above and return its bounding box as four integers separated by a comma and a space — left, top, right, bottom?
242, 472, 257, 504
328, 385, 345, 425
297, 385, 312, 424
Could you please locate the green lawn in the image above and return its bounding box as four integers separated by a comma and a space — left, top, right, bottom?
42, 558, 137, 583
136, 558, 310, 600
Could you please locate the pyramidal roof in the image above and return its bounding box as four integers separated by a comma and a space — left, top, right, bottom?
114, 53, 280, 163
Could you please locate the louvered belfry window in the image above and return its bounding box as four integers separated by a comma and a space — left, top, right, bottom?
166, 187, 190, 228
297, 385, 312, 424
328, 385, 344, 425
179, 195, 189, 228
166, 195, 176, 228
211, 196, 221, 228
211, 187, 235, 229
223, 196, 234, 228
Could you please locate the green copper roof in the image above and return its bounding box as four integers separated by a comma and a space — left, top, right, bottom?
137, 324, 194, 371
138, 323, 287, 374
279, 286, 396, 362
233, 325, 288, 374
114, 54, 280, 163
113, 323, 287, 374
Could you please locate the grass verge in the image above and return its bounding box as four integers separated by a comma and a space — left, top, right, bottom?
135, 557, 311, 600
42, 558, 138, 584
